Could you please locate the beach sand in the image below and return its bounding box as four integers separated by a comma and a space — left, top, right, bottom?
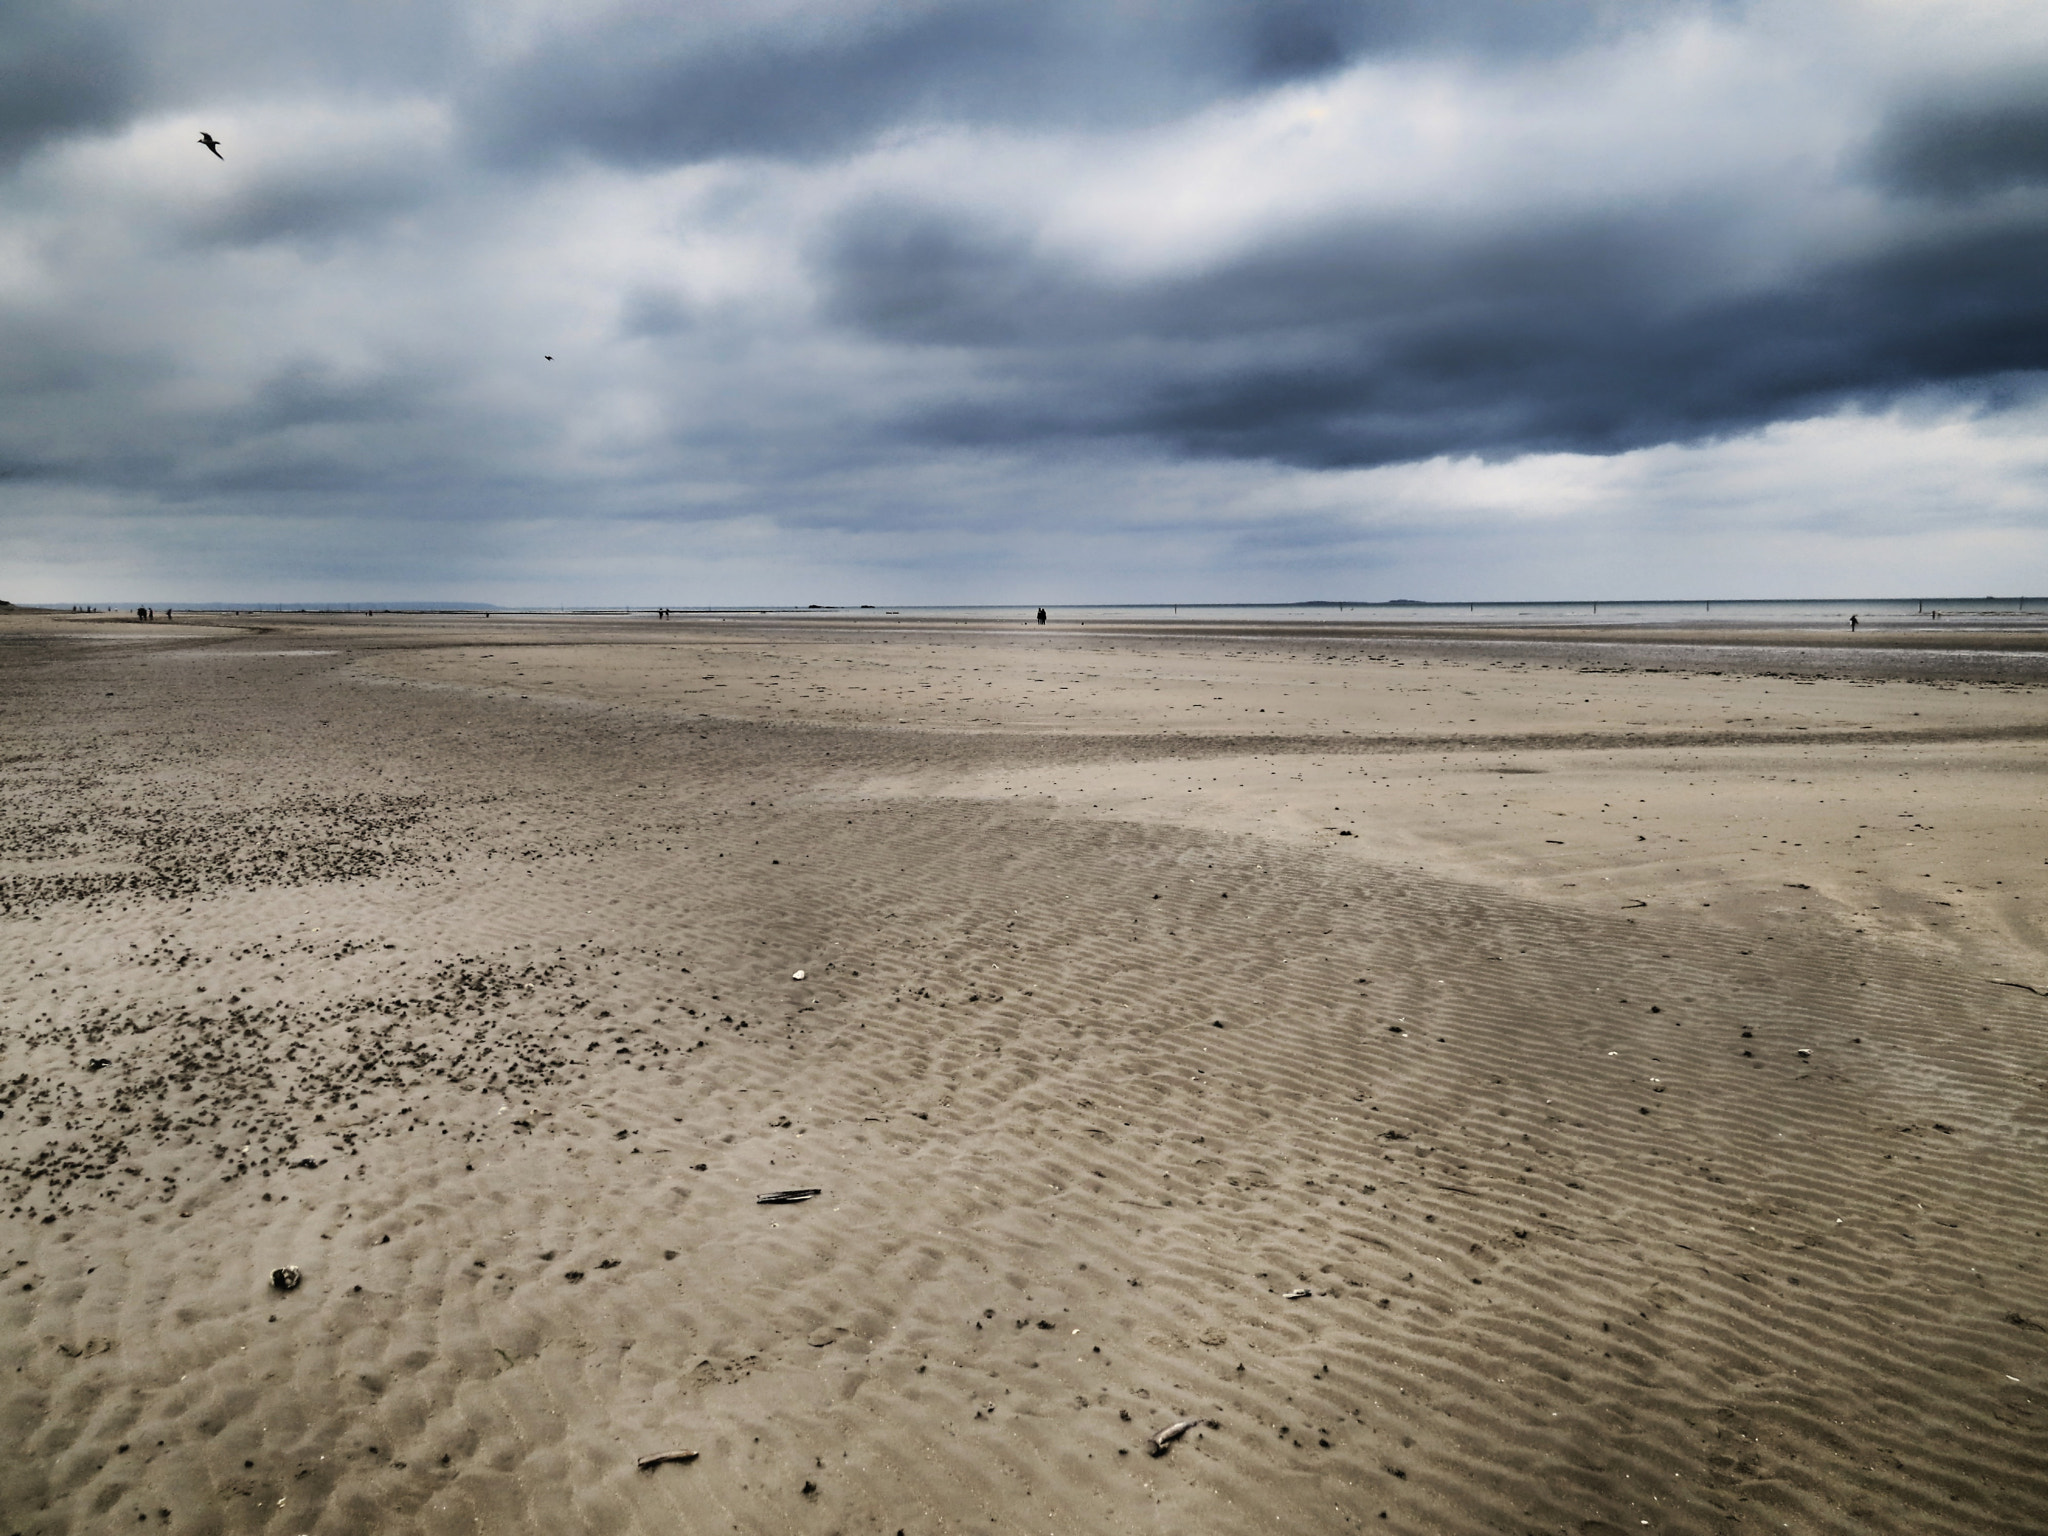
5, 608, 2046, 1534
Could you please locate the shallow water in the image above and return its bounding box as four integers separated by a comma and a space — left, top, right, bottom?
890, 597, 2048, 629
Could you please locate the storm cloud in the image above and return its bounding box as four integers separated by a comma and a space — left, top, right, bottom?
1871, 92, 2048, 200
824, 195, 2048, 466
2, 0, 2046, 602
461, 0, 1611, 168
0, 7, 139, 169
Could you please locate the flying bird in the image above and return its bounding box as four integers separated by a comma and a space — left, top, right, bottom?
544, 355, 553, 360
198, 132, 223, 159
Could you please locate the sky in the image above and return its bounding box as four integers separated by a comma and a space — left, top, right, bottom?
3, 0, 2048, 606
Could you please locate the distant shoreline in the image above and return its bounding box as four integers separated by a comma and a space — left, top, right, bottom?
11, 596, 2044, 618
16, 604, 2048, 657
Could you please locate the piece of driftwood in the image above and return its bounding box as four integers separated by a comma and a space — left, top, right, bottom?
757, 1189, 822, 1204
1147, 1419, 1200, 1456
1990, 978, 2048, 998
637, 1451, 699, 1470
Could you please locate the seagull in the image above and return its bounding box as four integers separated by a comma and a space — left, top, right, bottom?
544, 355, 553, 360
198, 132, 223, 159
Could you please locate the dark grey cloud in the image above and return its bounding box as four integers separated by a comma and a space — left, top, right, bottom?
0, 2, 466, 172
1871, 95, 2048, 200
131, 0, 464, 98
0, 305, 455, 497
0, 7, 140, 167
0, 0, 1630, 178
240, 360, 431, 435
462, 0, 1614, 168
618, 288, 696, 340
176, 160, 443, 251
820, 188, 2048, 468
151, 358, 493, 500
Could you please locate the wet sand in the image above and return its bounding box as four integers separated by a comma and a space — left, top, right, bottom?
5, 607, 2047, 1534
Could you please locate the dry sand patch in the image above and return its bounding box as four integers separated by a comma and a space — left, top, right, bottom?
876, 739, 2048, 980
367, 631, 2048, 742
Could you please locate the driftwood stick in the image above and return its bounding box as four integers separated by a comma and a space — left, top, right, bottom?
637, 1451, 699, 1470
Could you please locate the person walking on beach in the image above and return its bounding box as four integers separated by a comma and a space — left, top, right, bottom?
1036, 608, 1047, 625
1849, 614, 1858, 632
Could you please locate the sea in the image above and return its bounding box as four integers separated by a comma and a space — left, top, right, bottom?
800, 598, 2046, 630
138, 598, 2044, 631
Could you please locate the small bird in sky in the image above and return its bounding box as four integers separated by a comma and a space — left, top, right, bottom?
544, 355, 553, 360
198, 132, 223, 159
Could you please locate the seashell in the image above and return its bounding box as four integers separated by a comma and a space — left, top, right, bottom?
270, 1266, 302, 1292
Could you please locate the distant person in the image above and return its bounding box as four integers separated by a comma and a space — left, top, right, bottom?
1036, 608, 1047, 625
136, 606, 146, 622
1849, 614, 1858, 631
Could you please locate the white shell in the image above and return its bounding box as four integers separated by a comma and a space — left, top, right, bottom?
791, 969, 806, 981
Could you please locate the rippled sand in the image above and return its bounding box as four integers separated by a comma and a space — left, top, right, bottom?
5, 607, 2046, 1535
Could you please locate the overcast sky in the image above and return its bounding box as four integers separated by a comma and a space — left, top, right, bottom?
4, 0, 2047, 605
